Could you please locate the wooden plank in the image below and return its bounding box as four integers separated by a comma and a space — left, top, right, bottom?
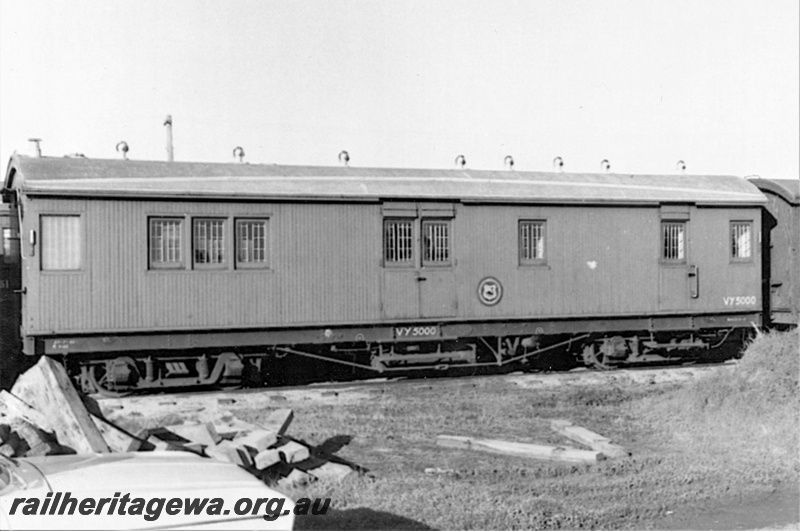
436, 435, 604, 464
10, 357, 109, 453
550, 420, 629, 459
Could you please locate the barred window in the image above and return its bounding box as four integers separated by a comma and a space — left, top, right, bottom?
193, 218, 226, 267
384, 219, 414, 265
519, 220, 545, 264
236, 219, 269, 268
662, 222, 686, 262
41, 215, 82, 271
422, 220, 451, 266
149, 218, 183, 269
730, 221, 752, 261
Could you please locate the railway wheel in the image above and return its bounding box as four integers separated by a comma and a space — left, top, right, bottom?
86, 357, 139, 397
581, 344, 614, 370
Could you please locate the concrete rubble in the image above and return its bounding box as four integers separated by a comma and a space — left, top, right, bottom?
0, 357, 360, 489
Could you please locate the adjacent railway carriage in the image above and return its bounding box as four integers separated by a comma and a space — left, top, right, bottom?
1, 155, 767, 394
750, 178, 800, 327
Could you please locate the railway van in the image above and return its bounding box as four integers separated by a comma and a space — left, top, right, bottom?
1, 155, 768, 394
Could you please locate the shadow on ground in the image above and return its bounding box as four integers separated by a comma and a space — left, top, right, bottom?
295, 507, 434, 530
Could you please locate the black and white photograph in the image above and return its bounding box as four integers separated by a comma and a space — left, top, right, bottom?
0, 1, 798, 529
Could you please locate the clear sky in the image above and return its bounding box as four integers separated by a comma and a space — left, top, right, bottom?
1, 0, 797, 178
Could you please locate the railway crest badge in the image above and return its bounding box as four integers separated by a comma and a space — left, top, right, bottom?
477, 277, 503, 306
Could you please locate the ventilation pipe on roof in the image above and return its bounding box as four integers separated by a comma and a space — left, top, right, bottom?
116, 141, 129, 160
233, 146, 245, 163
454, 155, 466, 169
553, 156, 564, 171
164, 115, 174, 162
504, 155, 514, 170
676, 160, 686, 174
28, 138, 42, 158
338, 150, 350, 166
601, 159, 610, 172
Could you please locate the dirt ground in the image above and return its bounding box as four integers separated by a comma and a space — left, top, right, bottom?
100, 361, 800, 530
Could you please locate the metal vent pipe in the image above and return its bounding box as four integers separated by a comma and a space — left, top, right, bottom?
233, 146, 245, 163
553, 156, 564, 171
454, 155, 466, 168
601, 159, 610, 172
28, 138, 42, 157
504, 155, 514, 170
338, 150, 350, 166
676, 160, 686, 173
164, 115, 174, 162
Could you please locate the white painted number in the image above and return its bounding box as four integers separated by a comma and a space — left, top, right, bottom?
395, 326, 439, 338
722, 296, 757, 306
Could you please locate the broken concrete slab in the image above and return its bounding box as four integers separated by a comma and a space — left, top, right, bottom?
0, 391, 55, 433
207, 440, 253, 467
254, 448, 282, 470
436, 435, 605, 464
91, 415, 149, 453
233, 429, 278, 453
163, 422, 221, 447
261, 409, 293, 436
10, 357, 109, 454
277, 468, 312, 489
308, 461, 353, 483
277, 440, 311, 464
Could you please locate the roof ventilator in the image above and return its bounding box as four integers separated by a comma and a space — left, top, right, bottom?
504, 155, 514, 170
338, 150, 350, 166
601, 159, 610, 172
233, 146, 245, 163
454, 155, 466, 169
116, 141, 129, 160
553, 156, 564, 171
676, 160, 686, 174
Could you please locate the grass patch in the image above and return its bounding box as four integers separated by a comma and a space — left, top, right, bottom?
637, 330, 799, 483
220, 331, 800, 529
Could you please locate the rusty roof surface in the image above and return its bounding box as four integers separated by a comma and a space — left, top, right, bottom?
4, 155, 767, 206
749, 178, 800, 205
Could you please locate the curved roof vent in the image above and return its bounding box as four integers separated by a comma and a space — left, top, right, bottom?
454, 155, 466, 169
553, 156, 564, 171
338, 150, 350, 166
233, 146, 245, 163
503, 155, 514, 170
676, 160, 686, 174
600, 159, 610, 172
116, 141, 129, 160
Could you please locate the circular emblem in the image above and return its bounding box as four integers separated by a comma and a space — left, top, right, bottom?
477, 277, 503, 306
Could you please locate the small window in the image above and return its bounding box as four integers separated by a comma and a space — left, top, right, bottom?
41, 215, 82, 271
422, 220, 451, 266
730, 221, 752, 261
193, 218, 226, 268
519, 220, 546, 264
149, 217, 184, 269
236, 219, 269, 268
662, 221, 686, 262
384, 219, 414, 266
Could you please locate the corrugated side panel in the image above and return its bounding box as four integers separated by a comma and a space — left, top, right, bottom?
456, 205, 660, 319
34, 199, 381, 333
275, 203, 380, 324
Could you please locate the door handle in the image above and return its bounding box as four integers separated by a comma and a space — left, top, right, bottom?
416, 276, 427, 282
